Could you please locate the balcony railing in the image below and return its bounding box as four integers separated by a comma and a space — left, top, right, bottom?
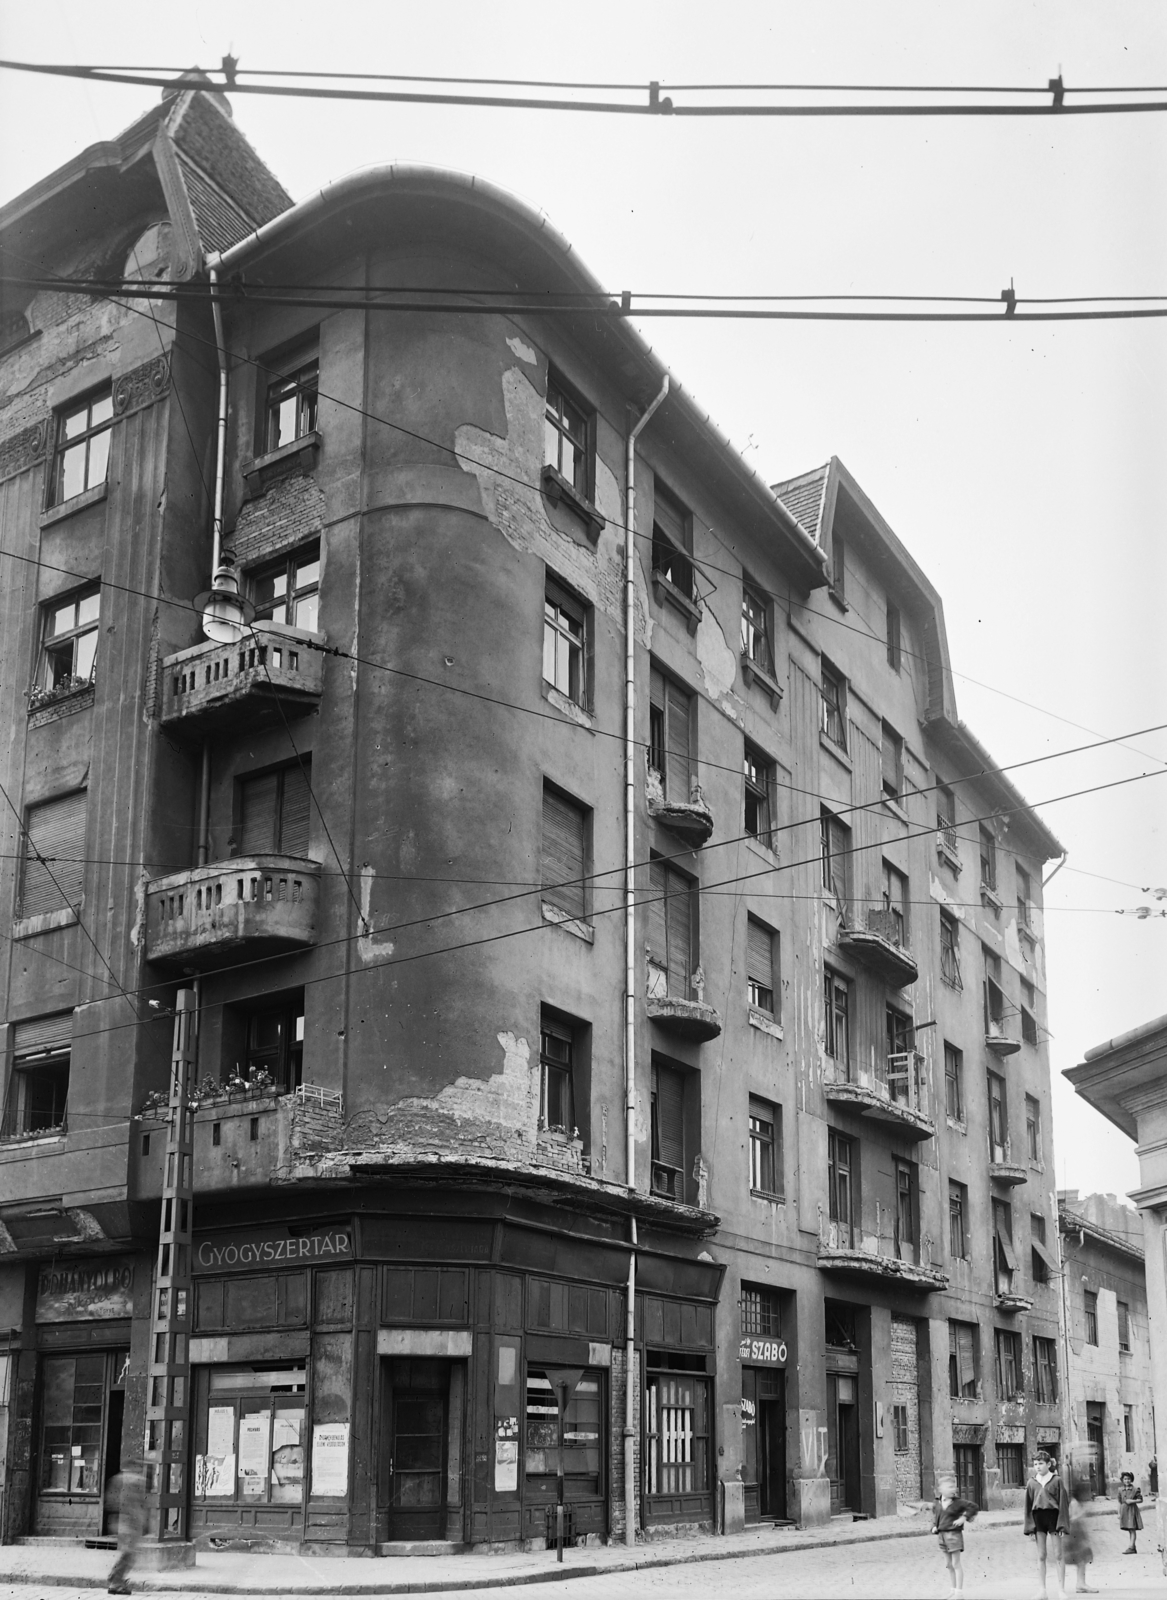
936, 820, 960, 861
823, 1051, 933, 1141
837, 908, 918, 987
161, 621, 325, 738
146, 855, 320, 968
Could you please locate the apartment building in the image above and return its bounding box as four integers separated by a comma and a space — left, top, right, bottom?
0, 81, 1064, 1551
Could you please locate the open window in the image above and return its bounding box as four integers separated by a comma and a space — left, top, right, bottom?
650, 1054, 699, 1202
648, 667, 695, 805
740, 572, 774, 675
743, 743, 775, 848
748, 1096, 781, 1198
881, 722, 903, 801
2, 1012, 72, 1138
651, 482, 696, 604
939, 910, 962, 989
949, 1181, 968, 1259
222, 991, 304, 1093
537, 1009, 580, 1136
820, 661, 847, 750
949, 1321, 978, 1398
746, 916, 777, 1017
992, 1198, 1016, 1294
820, 808, 850, 910
265, 344, 318, 452
827, 1129, 855, 1247
35, 587, 100, 707
542, 574, 589, 708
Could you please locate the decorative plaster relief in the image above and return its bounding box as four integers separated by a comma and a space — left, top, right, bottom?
0, 417, 50, 483
112, 353, 170, 417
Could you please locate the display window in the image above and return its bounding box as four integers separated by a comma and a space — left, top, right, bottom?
39, 1353, 106, 1494
193, 1365, 306, 1507
645, 1362, 710, 1495
523, 1367, 602, 1496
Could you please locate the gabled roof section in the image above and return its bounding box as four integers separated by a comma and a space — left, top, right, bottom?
772, 463, 831, 545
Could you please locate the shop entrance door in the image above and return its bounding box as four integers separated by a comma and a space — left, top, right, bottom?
35, 1347, 129, 1539
380, 1358, 452, 1542
828, 1373, 860, 1514
757, 1371, 786, 1519
1086, 1404, 1105, 1496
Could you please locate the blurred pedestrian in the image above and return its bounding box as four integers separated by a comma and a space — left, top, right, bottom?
1024, 1449, 1069, 1599
105, 1464, 146, 1595
1118, 1470, 1143, 1554
1063, 1491, 1096, 1593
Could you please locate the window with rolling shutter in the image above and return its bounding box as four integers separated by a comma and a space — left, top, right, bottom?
21, 791, 86, 920
881, 722, 903, 799
3, 1012, 73, 1137
647, 858, 693, 997
238, 763, 312, 856
541, 786, 587, 921
746, 916, 775, 1014
648, 667, 693, 804
651, 1057, 689, 1198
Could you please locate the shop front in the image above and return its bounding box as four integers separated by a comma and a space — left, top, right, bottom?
740, 1337, 787, 1522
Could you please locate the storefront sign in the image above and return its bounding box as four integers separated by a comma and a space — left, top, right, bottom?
738, 1336, 787, 1366
36, 1259, 134, 1323
311, 1423, 349, 1497
193, 1227, 352, 1274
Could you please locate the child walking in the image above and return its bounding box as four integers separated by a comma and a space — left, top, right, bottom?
1023, 1449, 1069, 1600
932, 1471, 978, 1597
1118, 1470, 1143, 1553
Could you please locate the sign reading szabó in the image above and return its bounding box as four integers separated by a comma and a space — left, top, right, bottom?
194, 1226, 353, 1274
738, 1335, 787, 1366
36, 1259, 135, 1323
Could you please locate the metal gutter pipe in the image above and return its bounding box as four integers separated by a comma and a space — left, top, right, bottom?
623, 374, 668, 1549
208, 265, 229, 574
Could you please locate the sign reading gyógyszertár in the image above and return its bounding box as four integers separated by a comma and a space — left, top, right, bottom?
193, 1226, 353, 1274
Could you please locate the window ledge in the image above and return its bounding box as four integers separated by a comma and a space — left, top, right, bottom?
937, 839, 963, 874
882, 796, 910, 824
0, 1128, 66, 1149
541, 680, 595, 730
828, 586, 849, 613
947, 1116, 968, 1135
650, 569, 701, 635
750, 1189, 784, 1204
981, 885, 1003, 914
541, 464, 604, 541
540, 899, 594, 944
242, 431, 321, 496
13, 906, 79, 940
747, 1007, 783, 1041
819, 730, 852, 770
39, 482, 107, 527
740, 655, 783, 710
28, 684, 95, 727
1019, 924, 1037, 949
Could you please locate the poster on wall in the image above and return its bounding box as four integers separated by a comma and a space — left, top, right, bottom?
311, 1423, 349, 1497
238, 1412, 270, 1496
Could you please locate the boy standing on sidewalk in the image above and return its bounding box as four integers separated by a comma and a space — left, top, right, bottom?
931, 1471, 978, 1598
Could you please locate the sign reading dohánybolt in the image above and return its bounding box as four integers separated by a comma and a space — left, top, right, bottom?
738, 1336, 787, 1365
192, 1225, 353, 1274
36, 1258, 135, 1322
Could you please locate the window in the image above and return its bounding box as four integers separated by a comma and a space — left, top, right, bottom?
831, 536, 845, 599
886, 600, 901, 671
984, 947, 1008, 1037
880, 860, 909, 947
824, 1300, 857, 1350
249, 544, 320, 633
646, 859, 694, 999
823, 968, 850, 1069
37, 587, 100, 698
746, 916, 776, 1015
651, 483, 695, 601
538, 1012, 575, 1134
944, 1043, 964, 1121
543, 576, 587, 706
892, 1404, 910, 1452
525, 1367, 602, 1491
988, 1071, 1008, 1161
38, 1353, 107, 1492
237, 762, 312, 857
995, 1329, 1022, 1398
235, 995, 304, 1091
1025, 1094, 1042, 1163
1016, 865, 1032, 931
881, 722, 903, 800
895, 1158, 916, 1250
193, 1364, 306, 1512
541, 785, 588, 922
1124, 1405, 1135, 1452
997, 1443, 1025, 1487
939, 912, 962, 989
266, 348, 318, 451
979, 826, 997, 892
645, 1367, 709, 1495
949, 1321, 978, 1398
544, 372, 590, 499
820, 808, 850, 907
827, 1129, 854, 1246
741, 574, 774, 675
50, 388, 112, 505
820, 661, 847, 749
949, 1182, 968, 1259
741, 1284, 781, 1337
743, 743, 775, 847
20, 790, 86, 920
1118, 1301, 1131, 1353
1084, 1289, 1098, 1345
749, 1096, 781, 1197
2, 1013, 72, 1138
936, 784, 958, 853
886, 1007, 914, 1101
993, 1198, 1016, 1293
1034, 1337, 1058, 1405
1021, 980, 1038, 1047
650, 1057, 691, 1200
1031, 1214, 1052, 1284
648, 666, 693, 804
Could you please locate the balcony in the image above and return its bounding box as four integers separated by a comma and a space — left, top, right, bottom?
837, 909, 918, 988
823, 1051, 934, 1141
646, 769, 714, 847
817, 1238, 949, 1292
145, 855, 320, 968
989, 1159, 1028, 1187
646, 995, 722, 1043
936, 822, 961, 872
994, 1289, 1034, 1315
984, 1020, 1022, 1057
160, 622, 325, 739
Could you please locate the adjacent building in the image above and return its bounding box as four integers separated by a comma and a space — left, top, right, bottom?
0, 81, 1066, 1552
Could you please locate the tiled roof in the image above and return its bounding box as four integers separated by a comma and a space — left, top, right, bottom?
771, 464, 830, 543
169, 92, 291, 238
176, 157, 259, 256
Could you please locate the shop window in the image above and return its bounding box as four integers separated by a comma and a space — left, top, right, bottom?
995, 1330, 1023, 1399
50, 387, 113, 505
746, 916, 777, 1016
541, 784, 588, 923
740, 1284, 781, 1338
748, 1096, 781, 1198
538, 1010, 576, 1134
1084, 1289, 1098, 1345
892, 1404, 909, 1453
646, 858, 695, 1000
236, 761, 312, 857
886, 600, 901, 671
224, 992, 304, 1092
881, 722, 903, 801
524, 1368, 602, 1495
743, 743, 775, 847
827, 1129, 854, 1247
645, 1366, 709, 1495
1034, 1337, 1058, 1404
820, 660, 847, 750
249, 543, 320, 633
543, 575, 588, 707
997, 1442, 1025, 1487
820, 808, 850, 907
650, 1055, 697, 1202
193, 1365, 306, 1507
949, 1321, 978, 1398
39, 1353, 107, 1494
544, 372, 591, 500
944, 1043, 964, 1122
265, 346, 318, 452
1026, 1094, 1042, 1161
648, 666, 694, 804
35, 586, 100, 704
20, 790, 86, 920
651, 482, 696, 603
740, 573, 774, 675
823, 968, 850, 1071
949, 1182, 968, 1260
2, 1012, 72, 1138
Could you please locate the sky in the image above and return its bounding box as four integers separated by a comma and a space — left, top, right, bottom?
1, 1, 1164, 1204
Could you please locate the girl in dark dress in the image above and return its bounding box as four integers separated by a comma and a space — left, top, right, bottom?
1023, 1450, 1069, 1599
1118, 1470, 1144, 1553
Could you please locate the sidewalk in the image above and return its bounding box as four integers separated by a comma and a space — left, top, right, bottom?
0, 1501, 1125, 1595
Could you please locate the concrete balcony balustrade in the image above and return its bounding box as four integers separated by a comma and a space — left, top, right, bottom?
817, 1230, 949, 1292
985, 1019, 1022, 1057
994, 1289, 1035, 1314
823, 1051, 934, 1141
837, 908, 918, 988
145, 855, 320, 968
989, 1157, 1028, 1186
160, 621, 325, 739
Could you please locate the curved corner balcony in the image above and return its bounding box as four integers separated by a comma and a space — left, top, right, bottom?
985, 1023, 1022, 1057
161, 622, 325, 739
146, 855, 319, 968
823, 1053, 934, 1141
817, 1243, 948, 1292
647, 995, 723, 1043
647, 795, 715, 848
994, 1290, 1035, 1315
837, 910, 918, 988
989, 1160, 1028, 1187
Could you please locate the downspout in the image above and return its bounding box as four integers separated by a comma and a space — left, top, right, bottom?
623, 373, 669, 1549
208, 264, 229, 575
1042, 850, 1068, 890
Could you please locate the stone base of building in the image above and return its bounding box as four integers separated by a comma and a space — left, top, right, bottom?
134, 1541, 197, 1570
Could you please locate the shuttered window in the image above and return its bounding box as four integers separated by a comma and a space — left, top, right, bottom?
21, 791, 86, 919
648, 667, 693, 804
647, 859, 692, 997
541, 786, 587, 921
949, 1321, 978, 1398
651, 1058, 688, 1196
882, 722, 903, 798
239, 763, 311, 856
4, 1012, 73, 1137
747, 916, 775, 1014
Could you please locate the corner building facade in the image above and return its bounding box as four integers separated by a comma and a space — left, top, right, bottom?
0, 86, 1064, 1551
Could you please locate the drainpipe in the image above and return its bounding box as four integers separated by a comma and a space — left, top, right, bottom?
208, 265, 229, 575
1042, 850, 1068, 891
623, 373, 669, 1549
